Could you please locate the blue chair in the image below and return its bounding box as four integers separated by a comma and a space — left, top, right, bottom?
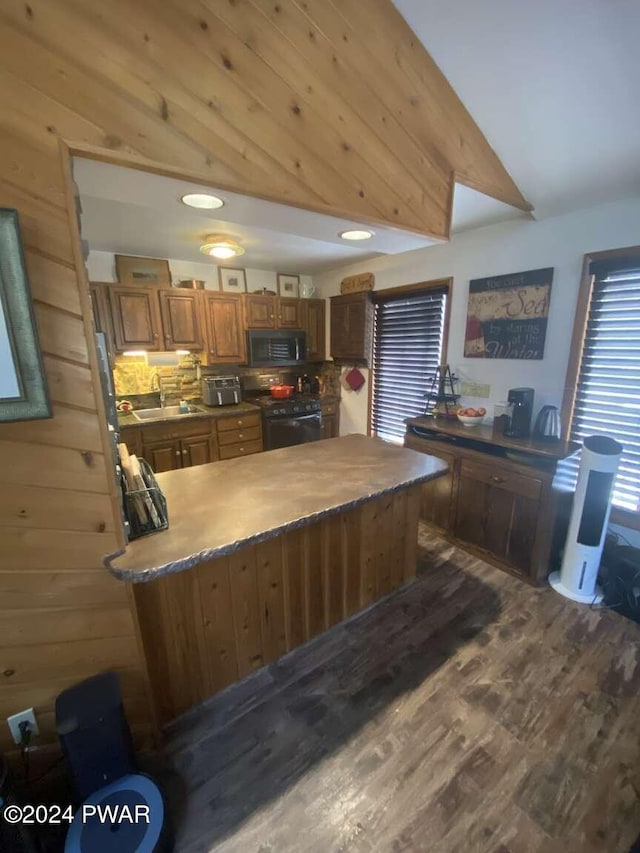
55, 672, 172, 853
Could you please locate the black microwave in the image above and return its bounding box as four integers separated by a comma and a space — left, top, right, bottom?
247, 330, 307, 367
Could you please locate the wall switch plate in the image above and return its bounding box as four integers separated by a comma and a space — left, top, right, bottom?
7, 708, 39, 745
461, 382, 491, 398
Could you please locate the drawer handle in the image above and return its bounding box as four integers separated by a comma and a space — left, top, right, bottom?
238, 433, 243, 439
239, 447, 244, 452
490, 475, 504, 483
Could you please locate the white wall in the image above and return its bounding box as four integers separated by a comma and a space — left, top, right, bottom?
87, 251, 314, 295
315, 197, 640, 436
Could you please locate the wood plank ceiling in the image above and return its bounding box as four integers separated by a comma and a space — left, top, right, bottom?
0, 0, 528, 753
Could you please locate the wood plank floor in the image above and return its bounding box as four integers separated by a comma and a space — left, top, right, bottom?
159, 525, 640, 852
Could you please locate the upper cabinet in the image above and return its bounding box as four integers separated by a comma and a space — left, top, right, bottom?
304, 299, 326, 362
202, 292, 246, 364
245, 294, 304, 330
158, 290, 203, 351
330, 292, 373, 363
109, 285, 163, 352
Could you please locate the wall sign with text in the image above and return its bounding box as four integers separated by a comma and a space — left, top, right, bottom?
464, 267, 554, 360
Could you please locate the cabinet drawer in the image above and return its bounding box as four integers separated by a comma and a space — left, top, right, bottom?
217, 425, 261, 446
141, 419, 213, 443
321, 402, 338, 416
216, 412, 261, 432
460, 459, 542, 500
218, 439, 263, 460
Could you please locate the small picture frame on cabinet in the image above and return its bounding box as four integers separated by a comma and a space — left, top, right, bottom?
219, 267, 247, 293
277, 273, 300, 298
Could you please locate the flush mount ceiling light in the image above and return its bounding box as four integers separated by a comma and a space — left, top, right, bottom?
181, 193, 225, 210
339, 229, 374, 241
199, 234, 245, 260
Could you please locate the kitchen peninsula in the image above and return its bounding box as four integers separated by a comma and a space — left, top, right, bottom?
106, 435, 447, 723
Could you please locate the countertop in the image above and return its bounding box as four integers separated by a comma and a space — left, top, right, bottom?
405, 416, 579, 461
118, 400, 260, 428
105, 434, 447, 583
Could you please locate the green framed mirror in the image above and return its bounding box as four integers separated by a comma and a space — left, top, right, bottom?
0, 208, 51, 421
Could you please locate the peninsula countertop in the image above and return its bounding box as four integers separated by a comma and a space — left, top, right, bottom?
105, 434, 448, 583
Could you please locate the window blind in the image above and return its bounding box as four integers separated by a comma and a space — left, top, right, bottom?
371, 288, 447, 443
565, 263, 640, 514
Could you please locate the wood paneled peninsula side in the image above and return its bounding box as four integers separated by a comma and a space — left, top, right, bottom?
105, 435, 448, 724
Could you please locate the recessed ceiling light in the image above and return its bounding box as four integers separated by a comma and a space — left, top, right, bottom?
181, 193, 225, 210
199, 235, 245, 260
340, 229, 374, 241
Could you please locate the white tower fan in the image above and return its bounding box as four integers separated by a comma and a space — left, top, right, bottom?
550, 435, 623, 604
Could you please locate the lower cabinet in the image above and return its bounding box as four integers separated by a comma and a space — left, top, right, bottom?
405, 430, 556, 584
121, 419, 219, 474
321, 399, 340, 439
216, 412, 263, 459
119, 410, 264, 474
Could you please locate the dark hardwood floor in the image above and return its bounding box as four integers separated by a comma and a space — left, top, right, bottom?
159, 525, 640, 852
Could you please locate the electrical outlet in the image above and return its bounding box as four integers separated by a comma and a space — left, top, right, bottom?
7, 708, 39, 745
460, 381, 491, 398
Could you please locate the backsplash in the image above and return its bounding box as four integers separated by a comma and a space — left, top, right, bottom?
113, 356, 341, 403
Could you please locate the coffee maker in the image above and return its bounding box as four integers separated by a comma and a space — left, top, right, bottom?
504, 387, 534, 438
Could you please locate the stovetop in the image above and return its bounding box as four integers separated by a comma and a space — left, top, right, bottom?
247, 394, 322, 418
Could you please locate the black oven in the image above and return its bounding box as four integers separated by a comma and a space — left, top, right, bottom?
247, 330, 306, 368
263, 410, 323, 450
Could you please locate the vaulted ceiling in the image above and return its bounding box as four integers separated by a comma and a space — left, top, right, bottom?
0, 0, 529, 242
394, 0, 640, 218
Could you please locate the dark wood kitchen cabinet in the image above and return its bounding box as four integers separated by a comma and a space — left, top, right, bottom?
304, 298, 326, 361
108, 285, 163, 353
244, 294, 304, 330
201, 292, 246, 364
330, 292, 373, 362
158, 290, 203, 351
321, 399, 340, 439
135, 419, 219, 473
404, 419, 578, 585
404, 434, 456, 533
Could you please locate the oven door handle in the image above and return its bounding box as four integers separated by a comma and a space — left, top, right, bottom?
277, 413, 321, 426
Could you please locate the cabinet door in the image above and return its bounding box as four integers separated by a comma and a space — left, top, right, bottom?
158, 291, 203, 351
321, 401, 339, 439
245, 294, 276, 329
277, 298, 303, 329
404, 435, 456, 533
109, 286, 162, 352
180, 435, 216, 468
455, 459, 542, 575
89, 283, 110, 334
142, 439, 182, 473
305, 299, 326, 361
202, 293, 246, 363
330, 293, 372, 361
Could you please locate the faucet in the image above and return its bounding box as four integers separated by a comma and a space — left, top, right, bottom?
149, 371, 165, 407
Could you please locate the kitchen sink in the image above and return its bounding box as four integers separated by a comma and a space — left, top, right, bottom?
132, 405, 203, 421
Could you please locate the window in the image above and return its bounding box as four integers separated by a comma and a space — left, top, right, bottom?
563, 248, 640, 526
371, 280, 450, 444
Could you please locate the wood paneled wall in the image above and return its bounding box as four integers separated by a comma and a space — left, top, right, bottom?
0, 0, 526, 754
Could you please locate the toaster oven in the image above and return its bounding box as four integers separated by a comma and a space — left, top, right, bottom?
201, 375, 241, 407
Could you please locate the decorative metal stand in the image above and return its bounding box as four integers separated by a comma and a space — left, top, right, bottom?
424, 364, 460, 418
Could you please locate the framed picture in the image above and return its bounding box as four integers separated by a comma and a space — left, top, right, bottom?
277, 273, 300, 298
0, 209, 52, 421
115, 254, 171, 286
464, 267, 554, 360
219, 266, 247, 293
